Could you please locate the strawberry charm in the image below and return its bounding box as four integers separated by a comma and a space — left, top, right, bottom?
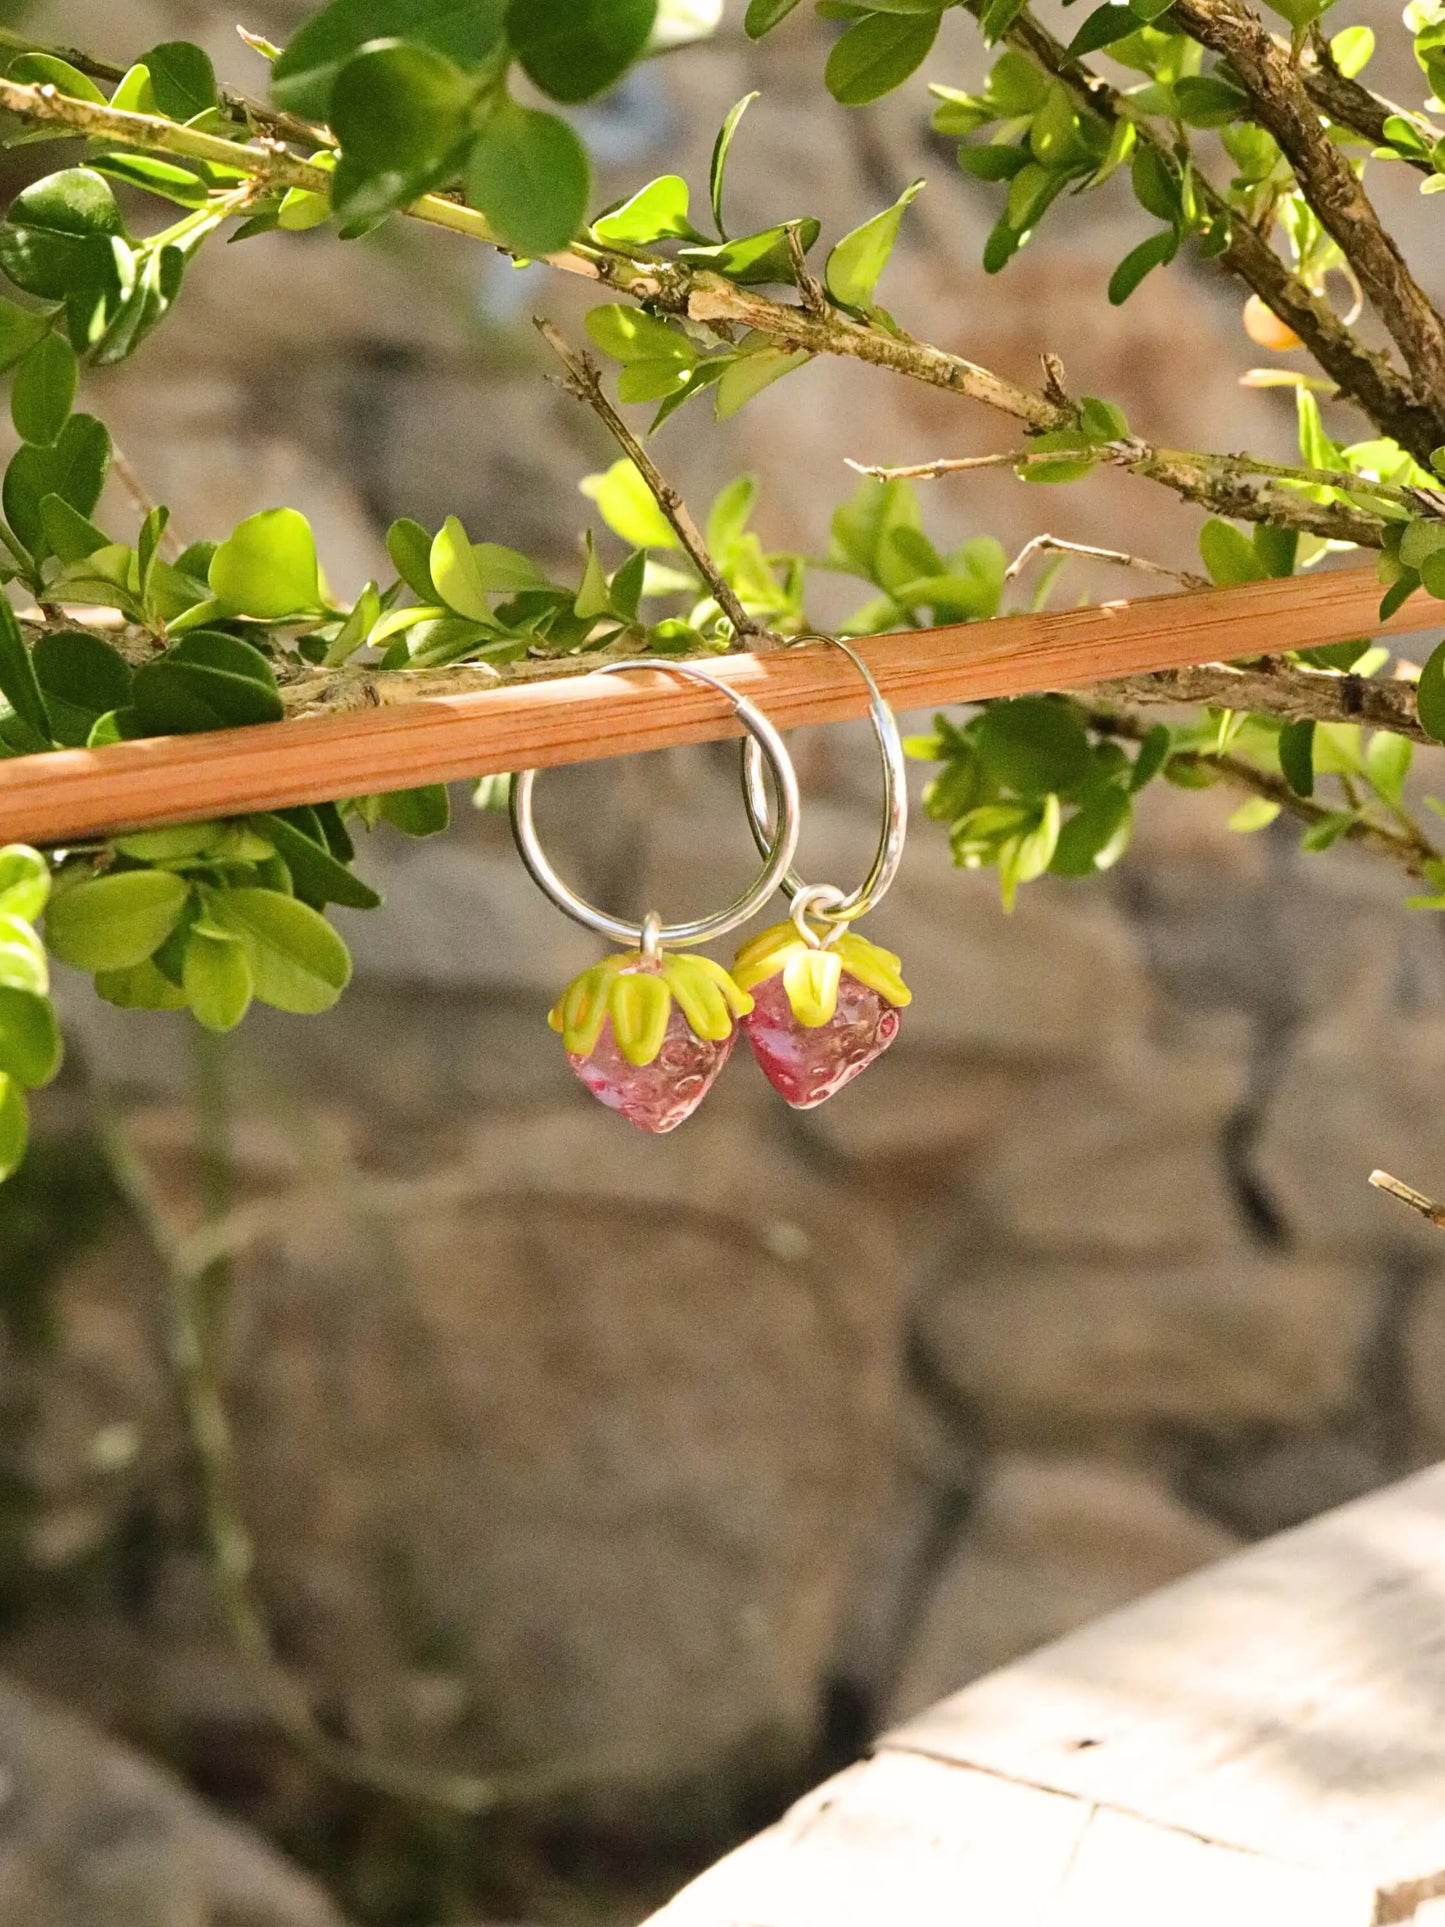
549, 949, 753, 1133
509, 657, 803, 1132
731, 921, 911, 1108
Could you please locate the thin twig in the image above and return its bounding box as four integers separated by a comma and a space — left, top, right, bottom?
1005, 534, 1207, 588
847, 451, 1026, 480
534, 315, 767, 642
785, 222, 829, 318
1369, 1170, 1445, 1226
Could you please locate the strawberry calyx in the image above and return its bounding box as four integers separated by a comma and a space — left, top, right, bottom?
548, 951, 754, 1068
731, 922, 911, 1029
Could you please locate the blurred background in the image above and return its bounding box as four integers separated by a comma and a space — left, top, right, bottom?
5, 1, 1445, 1923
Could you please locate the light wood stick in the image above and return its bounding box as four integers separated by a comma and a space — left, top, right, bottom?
0, 564, 1423, 845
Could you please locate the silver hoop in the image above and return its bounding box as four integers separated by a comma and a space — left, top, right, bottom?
510, 659, 801, 949
741, 635, 907, 926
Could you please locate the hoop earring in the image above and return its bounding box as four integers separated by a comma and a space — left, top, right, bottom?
730, 636, 912, 1108
511, 659, 801, 1134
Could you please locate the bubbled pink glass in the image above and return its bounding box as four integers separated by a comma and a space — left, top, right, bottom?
568, 1005, 737, 1134
742, 971, 901, 1109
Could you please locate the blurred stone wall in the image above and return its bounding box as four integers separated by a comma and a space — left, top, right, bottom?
7, 0, 1445, 1914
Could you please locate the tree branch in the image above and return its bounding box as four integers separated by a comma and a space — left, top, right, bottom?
0, 73, 1400, 551
1301, 33, 1433, 171
990, 2, 1445, 465
1170, 0, 1445, 431
1083, 698, 1439, 875
1369, 1169, 1445, 1226
1086, 659, 1430, 741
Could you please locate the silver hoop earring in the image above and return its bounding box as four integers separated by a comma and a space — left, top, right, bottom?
510, 658, 801, 1135
730, 636, 912, 1109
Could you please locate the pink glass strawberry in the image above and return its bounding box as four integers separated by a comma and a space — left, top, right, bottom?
548, 950, 754, 1134
730, 923, 911, 1109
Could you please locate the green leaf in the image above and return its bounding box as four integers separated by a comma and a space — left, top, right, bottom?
0, 298, 51, 376
272, 0, 505, 117
710, 91, 757, 236
1278, 718, 1316, 796
7, 51, 108, 103
93, 958, 186, 1009
182, 928, 253, 1032
331, 42, 475, 227
746, 0, 805, 34
579, 459, 679, 549
1051, 786, 1133, 873
1262, 0, 1325, 28
1199, 518, 1268, 585
0, 168, 126, 300
1107, 228, 1177, 305
1330, 24, 1374, 75
46, 869, 190, 971
0, 599, 49, 742
132, 631, 283, 734
1417, 638, 1445, 743
1398, 518, 1445, 572
1365, 729, 1412, 805
714, 344, 810, 418
142, 40, 219, 120
209, 507, 320, 619
1227, 795, 1282, 832
39, 494, 108, 564
203, 888, 352, 1014
0, 913, 47, 996
1172, 74, 1249, 126
585, 304, 693, 366
11, 333, 76, 446
3, 412, 110, 558
30, 630, 132, 746
467, 101, 591, 256
251, 813, 381, 910
0, 846, 49, 923
0, 1074, 27, 1183
0, 985, 60, 1087
378, 784, 451, 835
386, 517, 440, 602
431, 515, 495, 621
1130, 724, 1172, 791
1016, 429, 1097, 484
956, 143, 1030, 182
679, 218, 821, 285
825, 178, 924, 311
1066, 4, 1138, 55
974, 697, 1092, 793
826, 11, 939, 105
507, 0, 657, 103
592, 175, 704, 244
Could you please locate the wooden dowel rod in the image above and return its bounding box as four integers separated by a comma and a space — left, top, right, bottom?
0, 563, 1425, 846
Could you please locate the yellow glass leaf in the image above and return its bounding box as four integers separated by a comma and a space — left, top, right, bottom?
550, 958, 622, 1056
835, 932, 912, 1007
730, 921, 802, 993
660, 956, 734, 1041
609, 970, 673, 1066
782, 946, 843, 1027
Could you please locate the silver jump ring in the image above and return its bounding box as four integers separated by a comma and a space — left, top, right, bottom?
510, 659, 801, 950
741, 635, 906, 925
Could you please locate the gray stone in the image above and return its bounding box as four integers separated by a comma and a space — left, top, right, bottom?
0, 1674, 347, 1926
916, 1254, 1376, 1448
